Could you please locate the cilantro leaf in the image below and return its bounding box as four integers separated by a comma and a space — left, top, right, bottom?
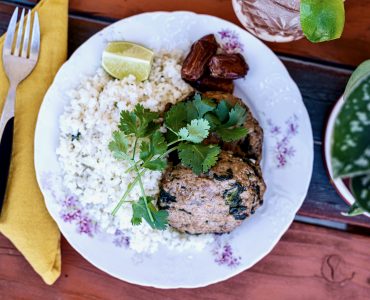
214, 100, 231, 122
140, 131, 167, 170
142, 159, 167, 171
165, 102, 188, 132
216, 127, 249, 142
119, 104, 159, 137
140, 131, 167, 160
150, 209, 169, 231
108, 131, 130, 160
192, 93, 216, 119
165, 94, 215, 141
204, 112, 221, 130
131, 197, 168, 230
223, 104, 248, 127
179, 119, 210, 143
178, 143, 221, 175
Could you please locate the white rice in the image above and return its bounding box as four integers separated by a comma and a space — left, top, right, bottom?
57, 52, 214, 253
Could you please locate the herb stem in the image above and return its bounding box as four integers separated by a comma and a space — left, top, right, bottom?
132, 137, 139, 160
135, 165, 155, 223
111, 169, 145, 215
166, 126, 179, 137
162, 146, 178, 158
111, 144, 177, 216
112, 177, 138, 215
167, 138, 184, 148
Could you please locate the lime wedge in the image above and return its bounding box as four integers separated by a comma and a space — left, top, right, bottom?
300, 0, 345, 43
102, 42, 154, 81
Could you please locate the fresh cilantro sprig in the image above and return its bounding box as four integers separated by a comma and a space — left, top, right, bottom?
109, 105, 169, 230
165, 93, 248, 143
109, 93, 248, 230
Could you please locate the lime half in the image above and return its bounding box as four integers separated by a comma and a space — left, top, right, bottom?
102, 42, 154, 81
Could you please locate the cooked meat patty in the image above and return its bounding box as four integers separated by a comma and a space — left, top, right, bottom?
203, 91, 263, 162
159, 151, 266, 234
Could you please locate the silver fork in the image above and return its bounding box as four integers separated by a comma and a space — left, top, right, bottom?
0, 7, 40, 212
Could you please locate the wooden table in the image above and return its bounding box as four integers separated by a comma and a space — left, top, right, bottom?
1, 0, 370, 299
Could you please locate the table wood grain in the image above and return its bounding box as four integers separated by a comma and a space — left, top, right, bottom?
1, 222, 370, 299
0, 0, 369, 298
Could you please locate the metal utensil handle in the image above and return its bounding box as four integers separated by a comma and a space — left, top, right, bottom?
0, 84, 16, 139
0, 84, 16, 214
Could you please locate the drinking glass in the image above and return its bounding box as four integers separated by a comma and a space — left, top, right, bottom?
232, 0, 304, 42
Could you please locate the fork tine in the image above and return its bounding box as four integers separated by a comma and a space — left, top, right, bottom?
3, 7, 18, 56
14, 8, 25, 57
21, 9, 31, 58
30, 12, 40, 61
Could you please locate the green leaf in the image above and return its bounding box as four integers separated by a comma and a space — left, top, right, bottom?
223, 104, 247, 128
181, 93, 217, 121
178, 143, 221, 175
204, 112, 221, 130
331, 74, 370, 178
139, 131, 167, 162
192, 93, 217, 118
119, 110, 137, 135
119, 104, 159, 137
108, 131, 130, 160
131, 197, 168, 230
300, 0, 345, 43
142, 159, 167, 171
351, 175, 370, 213
214, 100, 231, 123
150, 209, 169, 231
344, 60, 370, 99
216, 127, 248, 142
178, 119, 210, 143
164, 102, 188, 142
165, 94, 216, 141
344, 202, 366, 217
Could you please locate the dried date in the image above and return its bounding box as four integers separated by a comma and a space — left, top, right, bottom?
181, 34, 218, 81
209, 53, 248, 79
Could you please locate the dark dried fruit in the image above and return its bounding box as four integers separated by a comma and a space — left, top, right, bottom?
209, 53, 248, 79
181, 34, 218, 81
189, 75, 234, 93
200, 34, 218, 44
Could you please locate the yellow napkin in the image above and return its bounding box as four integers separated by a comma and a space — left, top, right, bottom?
0, 0, 68, 285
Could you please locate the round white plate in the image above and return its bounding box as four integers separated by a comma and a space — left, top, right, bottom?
324, 97, 370, 218
34, 11, 313, 288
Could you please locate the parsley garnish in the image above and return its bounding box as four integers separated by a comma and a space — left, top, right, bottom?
109, 93, 248, 229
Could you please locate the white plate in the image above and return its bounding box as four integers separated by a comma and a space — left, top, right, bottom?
34, 11, 313, 288
324, 97, 370, 218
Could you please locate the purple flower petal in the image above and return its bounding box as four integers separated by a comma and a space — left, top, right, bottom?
113, 229, 130, 248
212, 241, 241, 267
77, 216, 95, 236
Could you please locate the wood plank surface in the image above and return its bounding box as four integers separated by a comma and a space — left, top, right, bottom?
0, 1, 369, 228
22, 0, 370, 67
0, 222, 369, 299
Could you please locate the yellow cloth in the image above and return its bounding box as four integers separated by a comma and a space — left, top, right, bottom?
0, 0, 68, 285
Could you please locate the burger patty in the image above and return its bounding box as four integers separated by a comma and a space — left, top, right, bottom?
159, 151, 266, 234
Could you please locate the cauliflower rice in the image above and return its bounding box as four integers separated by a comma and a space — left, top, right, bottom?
57, 52, 214, 253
